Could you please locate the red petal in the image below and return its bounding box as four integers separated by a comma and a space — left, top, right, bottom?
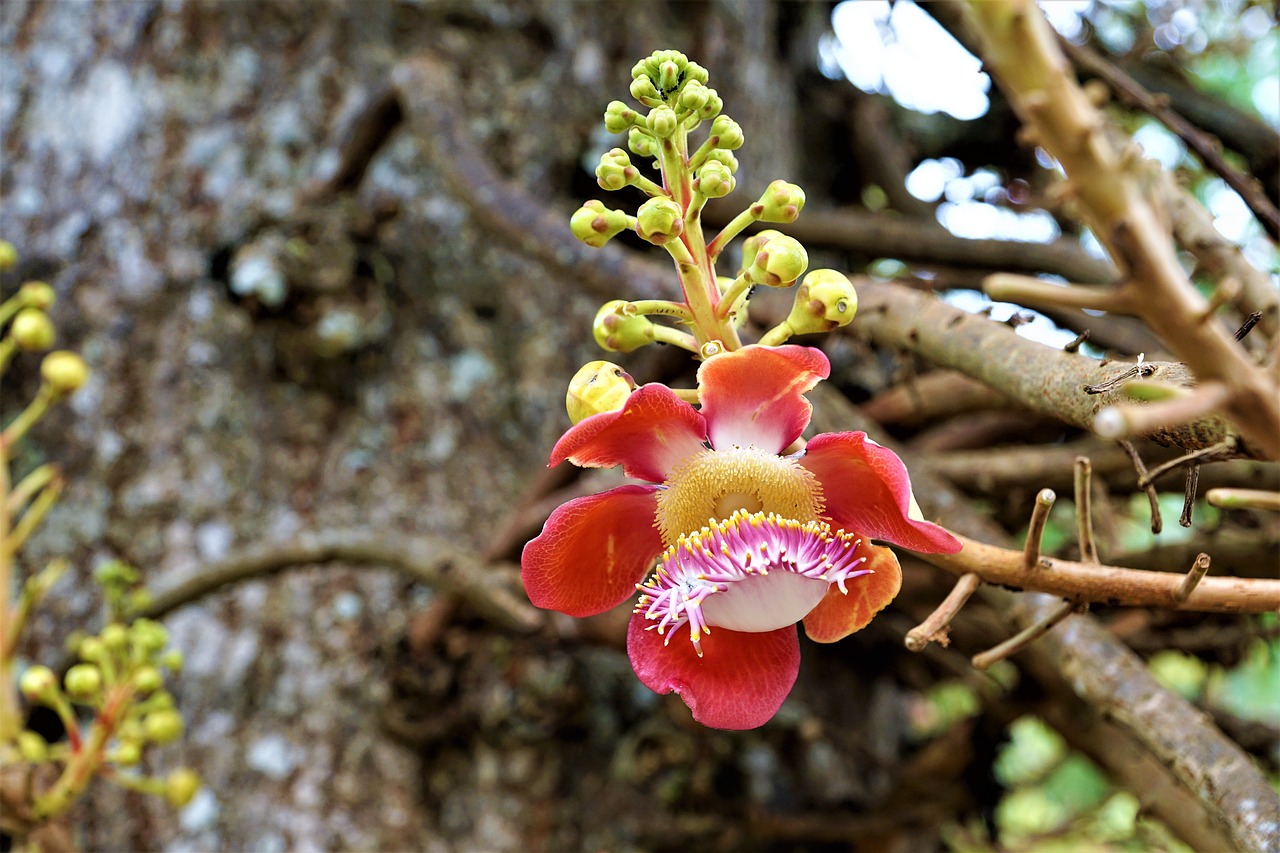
697, 345, 829, 453
800, 432, 961, 553
550, 385, 707, 483
803, 544, 901, 643
521, 485, 663, 617
626, 613, 800, 730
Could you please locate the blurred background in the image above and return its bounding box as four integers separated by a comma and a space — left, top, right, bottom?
2, 0, 1276, 850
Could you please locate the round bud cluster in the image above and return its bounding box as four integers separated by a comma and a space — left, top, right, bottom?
709, 115, 744, 150
703, 149, 738, 174
40, 350, 90, 395
19, 281, 56, 310
635, 197, 684, 245
627, 128, 657, 158
785, 270, 859, 334
11, 308, 55, 350
646, 106, 679, 139
566, 359, 636, 424
592, 300, 658, 353
752, 180, 806, 223
603, 100, 640, 134
570, 200, 631, 248
695, 160, 735, 199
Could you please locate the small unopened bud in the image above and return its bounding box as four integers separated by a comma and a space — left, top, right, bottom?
19, 666, 58, 702
0, 241, 17, 271
696, 89, 723, 120
10, 308, 55, 350
635, 197, 684, 245
595, 148, 636, 192
739, 230, 783, 274
17, 731, 48, 762
166, 769, 202, 808
704, 148, 738, 174
78, 637, 107, 663
603, 100, 639, 134
629, 76, 660, 106
130, 618, 169, 653
570, 200, 630, 248
112, 741, 142, 767
647, 106, 679, 139
683, 61, 708, 86
679, 79, 710, 112
628, 128, 657, 158
592, 300, 656, 353
40, 351, 89, 395
133, 665, 164, 694
64, 664, 103, 699
709, 115, 743, 150
19, 281, 55, 310
785, 269, 858, 334
144, 708, 185, 744
101, 623, 128, 649
752, 180, 806, 223
566, 360, 636, 424
658, 59, 681, 95
694, 160, 735, 198
160, 648, 184, 673
747, 234, 808, 287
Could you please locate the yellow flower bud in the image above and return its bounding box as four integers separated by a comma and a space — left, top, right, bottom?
747, 234, 808, 287
709, 115, 743, 150
592, 300, 660, 353
785, 269, 858, 334
635, 197, 684, 245
603, 100, 639, 134
101, 623, 128, 649
17, 730, 48, 762
647, 106, 679, 139
133, 665, 164, 694
752, 180, 806, 223
19, 281, 56, 310
19, 665, 58, 702
570, 200, 630, 248
627, 128, 657, 158
64, 664, 103, 699
166, 768, 202, 807
40, 351, 89, 395
112, 741, 143, 767
694, 160, 735, 199
0, 240, 17, 271
144, 708, 185, 744
10, 308, 55, 350
595, 148, 635, 192
566, 360, 636, 425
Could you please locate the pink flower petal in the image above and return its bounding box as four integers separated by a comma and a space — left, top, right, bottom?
550, 385, 707, 483
521, 485, 664, 617
803, 544, 902, 643
698, 345, 829, 453
800, 432, 962, 554
626, 613, 800, 730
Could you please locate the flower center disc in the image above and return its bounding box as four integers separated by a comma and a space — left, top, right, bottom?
655, 447, 824, 544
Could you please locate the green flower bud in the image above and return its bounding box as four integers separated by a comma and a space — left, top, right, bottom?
160, 648, 184, 673
695, 160, 735, 199
146, 690, 176, 711
709, 115, 744, 150
40, 351, 89, 395
0, 240, 17, 271
566, 360, 636, 425
696, 89, 723, 120
101, 623, 128, 649
627, 128, 657, 158
79, 637, 107, 663
657, 59, 681, 95
144, 708, 185, 744
603, 100, 639, 134
570, 200, 630, 249
592, 300, 656, 353
595, 148, 636, 192
785, 269, 858, 334
679, 79, 710, 112
646, 106, 679, 139
130, 618, 169, 653
19, 281, 55, 310
64, 664, 103, 699
112, 741, 142, 767
683, 61, 709, 86
10, 308, 55, 350
19, 666, 58, 702
703, 149, 738, 174
166, 768, 202, 808
635, 197, 684, 245
747, 234, 808, 287
17, 730, 48, 762
133, 665, 164, 694
629, 75, 661, 107
118, 719, 145, 743
739, 230, 784, 273
752, 180, 806, 223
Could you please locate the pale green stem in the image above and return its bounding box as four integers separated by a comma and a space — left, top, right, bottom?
707, 208, 758, 261
7, 463, 57, 516
35, 686, 131, 819
0, 441, 15, 741
630, 173, 667, 198
4, 475, 62, 555
672, 388, 700, 405
758, 321, 796, 347
3, 559, 67, 660
2, 384, 56, 447
0, 339, 15, 376
716, 274, 753, 321
628, 300, 695, 322
649, 325, 699, 352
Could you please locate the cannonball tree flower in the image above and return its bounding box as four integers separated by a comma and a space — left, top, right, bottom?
521, 345, 960, 730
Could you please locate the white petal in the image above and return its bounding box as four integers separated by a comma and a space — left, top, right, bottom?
701, 572, 830, 633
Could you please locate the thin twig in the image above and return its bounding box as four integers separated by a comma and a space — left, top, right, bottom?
1064, 330, 1090, 353
905, 573, 982, 652
1074, 457, 1098, 564
1181, 465, 1201, 528
1177, 554, 1212, 603
1117, 440, 1163, 534
972, 599, 1079, 670
1024, 488, 1056, 569
1138, 439, 1238, 488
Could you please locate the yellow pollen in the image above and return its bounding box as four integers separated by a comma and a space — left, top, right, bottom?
655, 447, 824, 544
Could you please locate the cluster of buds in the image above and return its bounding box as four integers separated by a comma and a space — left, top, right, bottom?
0, 240, 197, 836
564, 51, 858, 418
